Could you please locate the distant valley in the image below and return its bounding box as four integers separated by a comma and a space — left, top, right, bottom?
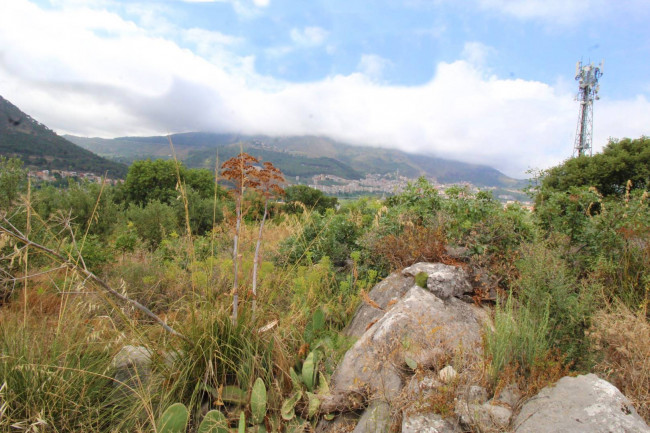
65, 132, 527, 193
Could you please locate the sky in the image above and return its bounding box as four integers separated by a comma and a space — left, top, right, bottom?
1, 0, 649, 178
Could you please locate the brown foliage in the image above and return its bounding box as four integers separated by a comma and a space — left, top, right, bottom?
590, 304, 650, 422
220, 152, 261, 192
370, 224, 446, 271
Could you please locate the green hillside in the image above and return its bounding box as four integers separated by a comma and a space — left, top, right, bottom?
0, 96, 127, 178
66, 132, 526, 188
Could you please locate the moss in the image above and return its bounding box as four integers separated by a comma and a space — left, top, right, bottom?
415, 272, 428, 289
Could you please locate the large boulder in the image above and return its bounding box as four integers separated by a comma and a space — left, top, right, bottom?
345, 271, 414, 338
330, 285, 485, 400
320, 263, 488, 433
513, 374, 650, 433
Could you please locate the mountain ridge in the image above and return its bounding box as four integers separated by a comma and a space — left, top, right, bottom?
0, 96, 128, 178
66, 132, 526, 189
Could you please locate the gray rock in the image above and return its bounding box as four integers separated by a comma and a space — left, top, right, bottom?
353, 401, 391, 433
402, 263, 472, 300
111, 345, 152, 393
402, 413, 461, 433
514, 374, 650, 433
494, 382, 522, 408
345, 271, 414, 338
330, 285, 485, 400
456, 400, 512, 431
457, 385, 489, 405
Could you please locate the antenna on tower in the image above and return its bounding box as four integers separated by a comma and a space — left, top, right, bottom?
573, 59, 603, 157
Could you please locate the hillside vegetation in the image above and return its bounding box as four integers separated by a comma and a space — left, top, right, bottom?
0, 136, 648, 432
0, 96, 127, 177
66, 132, 524, 188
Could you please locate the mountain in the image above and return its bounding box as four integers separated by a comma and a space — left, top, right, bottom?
66, 132, 525, 189
0, 96, 127, 178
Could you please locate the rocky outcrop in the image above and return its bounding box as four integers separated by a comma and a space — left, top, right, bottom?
318, 263, 650, 433
319, 262, 488, 432
513, 374, 650, 433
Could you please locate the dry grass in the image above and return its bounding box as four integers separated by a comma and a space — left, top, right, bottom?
589, 302, 650, 422
369, 224, 446, 271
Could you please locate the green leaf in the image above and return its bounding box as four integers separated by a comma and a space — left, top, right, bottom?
317, 371, 329, 394
250, 378, 267, 425
404, 356, 418, 370
222, 385, 246, 405
302, 351, 316, 392
238, 411, 246, 433
290, 367, 301, 389
285, 418, 309, 433
306, 392, 321, 418
197, 410, 228, 433
312, 308, 325, 333
281, 390, 303, 421
156, 403, 189, 433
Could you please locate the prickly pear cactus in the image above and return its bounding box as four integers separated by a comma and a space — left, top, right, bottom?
250, 377, 267, 425
197, 410, 228, 433
302, 351, 316, 391
156, 403, 189, 433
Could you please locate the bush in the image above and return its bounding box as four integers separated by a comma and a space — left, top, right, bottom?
516, 242, 595, 368
127, 200, 178, 248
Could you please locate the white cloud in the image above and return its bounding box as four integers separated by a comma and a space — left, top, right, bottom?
1, 0, 648, 178
476, 0, 607, 23
290, 26, 329, 47
461, 42, 495, 66
253, 0, 270, 7
357, 54, 392, 80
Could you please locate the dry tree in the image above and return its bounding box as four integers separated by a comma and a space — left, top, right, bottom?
221, 151, 260, 322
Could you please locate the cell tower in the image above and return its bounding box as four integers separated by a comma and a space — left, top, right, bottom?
573, 60, 603, 157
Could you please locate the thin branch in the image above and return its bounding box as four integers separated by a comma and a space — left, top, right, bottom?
0, 218, 188, 341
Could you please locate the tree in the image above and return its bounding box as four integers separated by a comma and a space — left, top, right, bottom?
123, 159, 221, 206
0, 156, 26, 211
541, 136, 650, 198
124, 159, 180, 206
284, 185, 337, 214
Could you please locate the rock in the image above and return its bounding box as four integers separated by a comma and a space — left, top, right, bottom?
330, 285, 485, 400
438, 366, 457, 384
353, 401, 391, 433
493, 382, 522, 408
402, 413, 461, 433
402, 263, 472, 300
444, 245, 470, 260
514, 374, 650, 433
455, 400, 512, 432
345, 271, 414, 338
404, 371, 443, 398
111, 345, 152, 394
457, 385, 489, 405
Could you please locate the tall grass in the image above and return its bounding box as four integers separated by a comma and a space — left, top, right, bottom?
485, 292, 550, 384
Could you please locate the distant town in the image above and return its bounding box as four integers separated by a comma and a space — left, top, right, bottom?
306, 173, 530, 206
28, 169, 121, 185
27, 169, 529, 206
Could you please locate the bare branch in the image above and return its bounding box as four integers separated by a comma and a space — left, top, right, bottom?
0, 218, 188, 341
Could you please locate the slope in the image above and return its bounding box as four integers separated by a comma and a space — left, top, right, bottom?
0, 96, 127, 178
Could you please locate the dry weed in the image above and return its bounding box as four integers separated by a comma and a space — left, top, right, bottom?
589, 303, 650, 422
370, 225, 446, 271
